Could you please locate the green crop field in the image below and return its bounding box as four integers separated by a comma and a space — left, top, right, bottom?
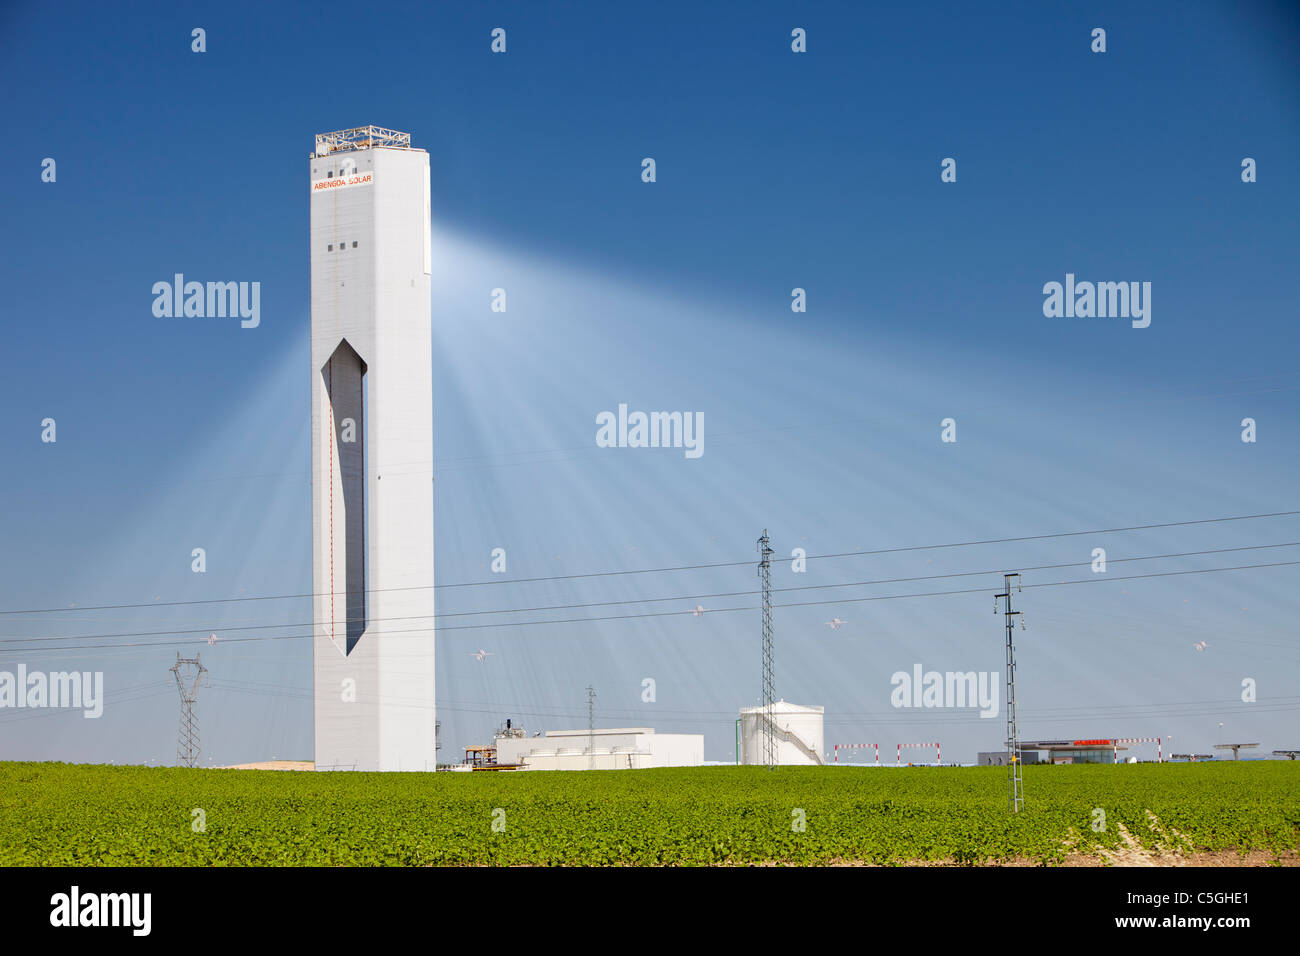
1, 761, 1297, 866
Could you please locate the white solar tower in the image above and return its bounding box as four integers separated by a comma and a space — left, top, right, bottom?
309, 126, 435, 771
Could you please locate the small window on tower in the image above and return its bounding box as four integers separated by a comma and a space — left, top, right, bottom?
328, 244, 333, 251
352, 241, 358, 248
327, 171, 334, 178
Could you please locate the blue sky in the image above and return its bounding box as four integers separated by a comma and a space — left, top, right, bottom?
1, 0, 1297, 766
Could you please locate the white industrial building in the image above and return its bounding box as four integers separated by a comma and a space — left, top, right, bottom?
739, 700, 825, 765
310, 126, 437, 771
494, 728, 704, 771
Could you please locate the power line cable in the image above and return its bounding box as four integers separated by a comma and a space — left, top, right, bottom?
2, 509, 1294, 616
1, 559, 1294, 652
5, 541, 1293, 647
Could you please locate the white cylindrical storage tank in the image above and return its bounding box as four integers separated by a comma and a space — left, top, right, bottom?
738, 700, 825, 765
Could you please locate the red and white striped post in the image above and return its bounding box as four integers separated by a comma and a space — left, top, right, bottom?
896, 742, 941, 766
833, 743, 879, 765
1113, 737, 1163, 763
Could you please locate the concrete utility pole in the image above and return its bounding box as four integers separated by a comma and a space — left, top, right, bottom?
586, 684, 597, 770
170, 653, 208, 768
757, 529, 775, 769
995, 573, 1023, 812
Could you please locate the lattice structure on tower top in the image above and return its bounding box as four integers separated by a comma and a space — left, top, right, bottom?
314, 126, 412, 156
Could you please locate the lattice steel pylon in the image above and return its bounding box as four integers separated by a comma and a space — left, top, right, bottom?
170, 652, 208, 768
757, 529, 775, 769
995, 573, 1023, 811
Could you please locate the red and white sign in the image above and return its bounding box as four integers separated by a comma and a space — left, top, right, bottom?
311, 171, 374, 192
